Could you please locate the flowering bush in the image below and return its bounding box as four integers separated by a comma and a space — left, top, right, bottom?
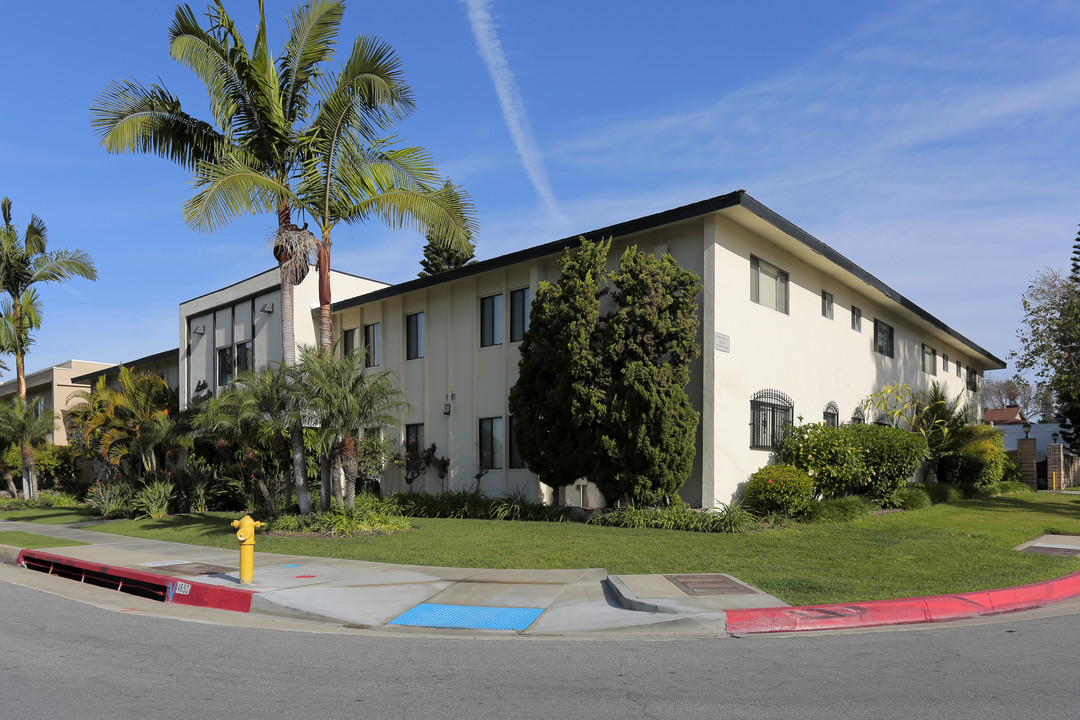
743, 464, 815, 517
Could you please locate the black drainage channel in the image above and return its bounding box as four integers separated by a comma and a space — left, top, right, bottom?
21, 553, 169, 602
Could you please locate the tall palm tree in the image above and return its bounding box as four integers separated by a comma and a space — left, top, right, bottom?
294, 345, 406, 508
0, 197, 97, 498
0, 398, 55, 498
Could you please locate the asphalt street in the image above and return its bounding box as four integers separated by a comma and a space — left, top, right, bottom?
3, 563, 1079, 720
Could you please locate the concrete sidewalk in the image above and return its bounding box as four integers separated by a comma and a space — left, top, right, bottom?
4, 519, 1080, 635
0, 519, 785, 635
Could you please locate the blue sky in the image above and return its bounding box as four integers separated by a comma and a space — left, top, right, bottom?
0, 0, 1077, 377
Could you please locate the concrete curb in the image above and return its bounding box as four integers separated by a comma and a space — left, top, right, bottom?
725, 569, 1080, 634
604, 575, 711, 614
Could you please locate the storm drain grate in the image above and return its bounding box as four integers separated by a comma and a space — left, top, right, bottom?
388, 603, 544, 630
21, 554, 169, 602
664, 574, 757, 596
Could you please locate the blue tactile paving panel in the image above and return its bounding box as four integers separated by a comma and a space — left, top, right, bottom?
388, 603, 544, 630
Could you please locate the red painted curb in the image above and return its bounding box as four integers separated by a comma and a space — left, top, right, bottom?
725, 569, 1080, 634
17, 549, 255, 613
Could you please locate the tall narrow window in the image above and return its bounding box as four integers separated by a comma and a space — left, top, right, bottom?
750, 256, 789, 314
480, 294, 502, 347
873, 319, 894, 358
510, 288, 530, 342
343, 328, 358, 357
364, 322, 381, 367
479, 417, 503, 469
235, 340, 253, 374
851, 407, 866, 424
851, 306, 862, 332
823, 401, 839, 427
922, 344, 937, 375
821, 291, 834, 319
217, 346, 234, 386
750, 389, 793, 449
942, 353, 950, 373
508, 416, 524, 468
406, 312, 424, 360
405, 423, 424, 454
956, 360, 962, 378
966, 367, 979, 392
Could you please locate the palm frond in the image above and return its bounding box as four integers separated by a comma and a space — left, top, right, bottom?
281, 0, 345, 122
184, 154, 293, 232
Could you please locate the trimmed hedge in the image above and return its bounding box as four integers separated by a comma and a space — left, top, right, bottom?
743, 464, 814, 517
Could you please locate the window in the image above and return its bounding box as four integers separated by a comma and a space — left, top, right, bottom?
364, 322, 381, 367
479, 417, 503, 469
406, 312, 424, 360
921, 344, 937, 375
405, 423, 424, 454
966, 367, 979, 393
823, 401, 839, 428
821, 291, 834, 319
942, 353, 949, 373
217, 346, 234, 386
750, 389, 793, 449
750, 256, 788, 314
480, 294, 503, 347
956, 360, 962, 378
343, 328, 358, 357
873, 319, 894, 357
235, 340, 253, 374
851, 306, 862, 332
510, 288, 530, 342
851, 407, 866, 424
508, 416, 524, 468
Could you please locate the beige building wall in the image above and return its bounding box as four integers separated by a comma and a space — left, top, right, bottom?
0, 359, 114, 445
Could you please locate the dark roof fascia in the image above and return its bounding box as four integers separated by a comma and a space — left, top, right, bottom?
735, 194, 1006, 369
71, 348, 180, 385
332, 191, 746, 312
179, 267, 284, 307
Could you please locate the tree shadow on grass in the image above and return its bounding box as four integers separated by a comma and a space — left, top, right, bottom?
127, 513, 236, 541
959, 495, 1080, 521
1, 508, 100, 524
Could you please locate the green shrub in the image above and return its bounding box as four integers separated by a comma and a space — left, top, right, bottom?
778, 423, 867, 497
743, 464, 815, 517
586, 502, 757, 533
267, 496, 410, 537
980, 480, 1035, 497
844, 423, 929, 504
937, 433, 1008, 489
34, 490, 79, 508
86, 481, 133, 519
392, 489, 574, 522
891, 485, 932, 510
920, 481, 966, 504
803, 495, 879, 523
132, 481, 174, 519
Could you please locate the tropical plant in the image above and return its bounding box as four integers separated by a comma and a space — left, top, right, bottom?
294, 345, 407, 508
131, 480, 175, 519
417, 180, 478, 277
0, 398, 56, 499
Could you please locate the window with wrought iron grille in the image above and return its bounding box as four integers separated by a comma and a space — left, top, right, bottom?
851, 406, 865, 424
750, 389, 793, 449
823, 401, 839, 427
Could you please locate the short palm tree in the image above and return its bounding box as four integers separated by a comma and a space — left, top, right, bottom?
0, 397, 55, 498
294, 345, 406, 508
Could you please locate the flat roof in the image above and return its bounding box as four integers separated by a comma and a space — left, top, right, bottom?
71, 348, 180, 385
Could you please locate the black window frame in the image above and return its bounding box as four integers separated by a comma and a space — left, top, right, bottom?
823, 401, 839, 427
480, 294, 503, 347
922, 344, 937, 376
942, 352, 949, 373
966, 367, 979, 393
851, 407, 866, 424
821, 290, 834, 320
217, 346, 234, 386
851, 306, 862, 332
873, 319, 894, 358
750, 256, 789, 314
235, 339, 253, 375
750, 389, 794, 450
479, 416, 503, 469
343, 328, 359, 357
510, 288, 530, 343
364, 322, 381, 368
406, 312, 424, 360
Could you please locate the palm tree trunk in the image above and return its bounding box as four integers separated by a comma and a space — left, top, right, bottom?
332, 455, 345, 506
2, 468, 16, 497
320, 453, 331, 511
20, 443, 35, 499
292, 429, 311, 514
317, 239, 332, 350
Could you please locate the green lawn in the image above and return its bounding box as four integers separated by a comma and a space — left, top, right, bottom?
0, 507, 102, 525
0, 531, 88, 550
72, 493, 1080, 605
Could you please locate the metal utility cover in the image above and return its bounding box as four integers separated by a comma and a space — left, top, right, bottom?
1021, 545, 1080, 557
664, 574, 757, 596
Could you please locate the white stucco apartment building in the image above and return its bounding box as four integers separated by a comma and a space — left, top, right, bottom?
330, 191, 1005, 507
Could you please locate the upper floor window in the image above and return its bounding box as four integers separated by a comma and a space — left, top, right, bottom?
364, 322, 381, 367
851, 306, 862, 332
922, 344, 937, 375
217, 346, 234, 386
750, 389, 793, 449
942, 353, 949, 373
750, 256, 788, 314
956, 360, 962, 378
510, 288, 530, 342
406, 312, 424, 360
966, 367, 979, 393
343, 328, 359, 357
823, 401, 839, 427
481, 294, 503, 347
874, 319, 894, 358
821, 291, 834, 319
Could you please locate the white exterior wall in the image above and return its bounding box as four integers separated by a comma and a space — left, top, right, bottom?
330, 200, 1002, 507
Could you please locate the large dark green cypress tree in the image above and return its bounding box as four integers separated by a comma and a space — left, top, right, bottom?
593, 248, 702, 505
508, 239, 609, 490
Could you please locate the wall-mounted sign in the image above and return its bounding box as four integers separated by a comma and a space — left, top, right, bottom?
715, 333, 730, 353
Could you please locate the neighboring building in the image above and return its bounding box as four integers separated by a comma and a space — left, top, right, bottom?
0, 359, 114, 444
179, 265, 387, 407
984, 405, 1026, 426
71, 347, 181, 392
330, 190, 1005, 507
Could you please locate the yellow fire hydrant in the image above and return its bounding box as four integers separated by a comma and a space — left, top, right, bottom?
231, 515, 263, 584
